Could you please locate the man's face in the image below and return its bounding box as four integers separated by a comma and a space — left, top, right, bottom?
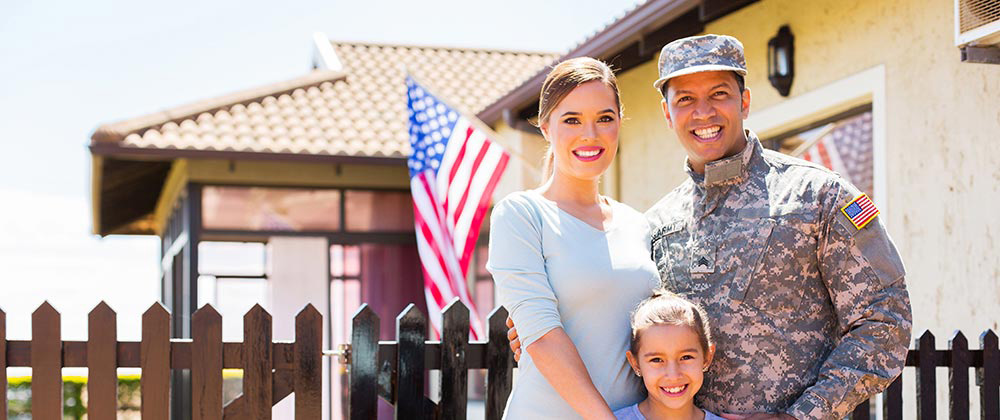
661, 71, 751, 173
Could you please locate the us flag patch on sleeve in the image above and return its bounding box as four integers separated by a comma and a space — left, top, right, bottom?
841, 193, 879, 230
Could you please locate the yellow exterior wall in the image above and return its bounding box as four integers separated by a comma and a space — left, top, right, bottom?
492, 120, 545, 199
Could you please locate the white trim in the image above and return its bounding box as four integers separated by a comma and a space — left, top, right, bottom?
746, 65, 888, 215
311, 32, 343, 72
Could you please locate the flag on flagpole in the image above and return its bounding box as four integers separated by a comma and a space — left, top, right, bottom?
405, 76, 509, 340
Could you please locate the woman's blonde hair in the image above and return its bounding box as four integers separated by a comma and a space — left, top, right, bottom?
535, 57, 622, 183
629, 289, 713, 356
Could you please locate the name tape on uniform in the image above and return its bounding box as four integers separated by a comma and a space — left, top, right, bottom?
840, 193, 879, 230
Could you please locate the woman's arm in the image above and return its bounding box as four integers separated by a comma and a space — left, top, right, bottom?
527, 328, 616, 420
486, 196, 614, 419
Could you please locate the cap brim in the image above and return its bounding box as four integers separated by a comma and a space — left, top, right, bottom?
652, 65, 749, 91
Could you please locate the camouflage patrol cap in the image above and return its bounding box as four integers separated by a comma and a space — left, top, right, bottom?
653, 34, 748, 92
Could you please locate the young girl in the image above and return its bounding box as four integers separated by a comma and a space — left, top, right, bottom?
615, 290, 724, 420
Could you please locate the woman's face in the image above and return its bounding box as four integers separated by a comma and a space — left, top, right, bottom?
541, 81, 620, 182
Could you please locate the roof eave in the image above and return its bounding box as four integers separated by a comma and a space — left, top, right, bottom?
478, 0, 701, 125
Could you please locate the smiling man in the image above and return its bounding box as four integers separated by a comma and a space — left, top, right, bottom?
645, 35, 912, 420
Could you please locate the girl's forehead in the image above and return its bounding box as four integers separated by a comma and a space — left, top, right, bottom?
639, 324, 702, 351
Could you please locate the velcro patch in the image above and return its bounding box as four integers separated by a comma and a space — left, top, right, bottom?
840, 193, 879, 230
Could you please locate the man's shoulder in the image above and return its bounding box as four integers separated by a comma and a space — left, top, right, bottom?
759, 148, 841, 183
644, 181, 695, 225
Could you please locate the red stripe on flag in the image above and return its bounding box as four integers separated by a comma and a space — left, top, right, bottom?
459, 152, 509, 275
452, 140, 491, 224
443, 127, 474, 213
816, 141, 834, 170
419, 173, 445, 227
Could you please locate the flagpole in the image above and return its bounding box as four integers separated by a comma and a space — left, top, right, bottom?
406, 72, 543, 183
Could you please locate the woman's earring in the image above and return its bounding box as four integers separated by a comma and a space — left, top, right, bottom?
634, 370, 641, 377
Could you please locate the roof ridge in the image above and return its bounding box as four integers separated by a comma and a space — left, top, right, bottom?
91, 70, 347, 144
328, 39, 559, 56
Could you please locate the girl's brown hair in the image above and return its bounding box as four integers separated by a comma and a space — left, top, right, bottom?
535, 57, 622, 182
629, 289, 713, 356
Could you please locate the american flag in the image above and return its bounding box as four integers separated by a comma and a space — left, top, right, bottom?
841, 193, 879, 230
406, 77, 509, 339
799, 112, 875, 198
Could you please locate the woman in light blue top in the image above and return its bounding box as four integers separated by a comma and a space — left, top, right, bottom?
487, 57, 660, 419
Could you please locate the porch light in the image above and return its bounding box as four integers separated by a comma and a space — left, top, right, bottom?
768, 25, 794, 97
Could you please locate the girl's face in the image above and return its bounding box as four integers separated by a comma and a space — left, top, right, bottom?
626, 325, 715, 412
540, 80, 620, 182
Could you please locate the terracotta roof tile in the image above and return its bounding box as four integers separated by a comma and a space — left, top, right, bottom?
91, 42, 558, 160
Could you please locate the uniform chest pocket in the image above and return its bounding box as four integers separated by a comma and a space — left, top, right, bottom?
742, 221, 822, 320
652, 223, 690, 293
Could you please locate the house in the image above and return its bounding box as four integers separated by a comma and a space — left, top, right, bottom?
88, 36, 556, 418
480, 0, 1000, 417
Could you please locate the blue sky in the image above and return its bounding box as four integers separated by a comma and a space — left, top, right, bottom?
0, 0, 640, 342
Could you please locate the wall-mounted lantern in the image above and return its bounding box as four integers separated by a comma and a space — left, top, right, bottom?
768, 25, 794, 97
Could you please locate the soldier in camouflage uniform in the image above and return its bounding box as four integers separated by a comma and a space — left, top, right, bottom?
646, 35, 912, 419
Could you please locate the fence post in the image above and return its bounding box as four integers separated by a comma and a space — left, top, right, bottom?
980, 330, 999, 420
244, 304, 273, 420
31, 301, 61, 420
396, 304, 431, 419
87, 302, 118, 419
485, 307, 513, 420
350, 304, 380, 420
851, 399, 870, 420
882, 371, 903, 420
0, 308, 6, 420
192, 304, 223, 420
295, 304, 323, 420
916, 331, 936, 420
949, 331, 970, 420
439, 299, 470, 420
142, 303, 171, 420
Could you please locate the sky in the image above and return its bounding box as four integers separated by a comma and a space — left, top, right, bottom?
0, 0, 642, 344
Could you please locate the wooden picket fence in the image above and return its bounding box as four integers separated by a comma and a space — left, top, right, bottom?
1, 300, 998, 419
0, 301, 322, 420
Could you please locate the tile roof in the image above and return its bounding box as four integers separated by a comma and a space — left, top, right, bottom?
91, 42, 558, 160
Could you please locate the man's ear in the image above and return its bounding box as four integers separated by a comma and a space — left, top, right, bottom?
626, 350, 640, 375
661, 98, 674, 129
740, 87, 752, 119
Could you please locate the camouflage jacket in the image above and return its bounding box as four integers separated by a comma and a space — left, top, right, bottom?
645, 131, 912, 420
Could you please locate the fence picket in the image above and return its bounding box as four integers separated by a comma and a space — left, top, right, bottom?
87, 302, 118, 419
295, 304, 323, 419
0, 308, 6, 420
851, 399, 870, 420
882, 373, 903, 420
31, 302, 61, 420
244, 304, 273, 420
192, 304, 223, 420
916, 331, 936, 420
981, 330, 999, 420
950, 331, 970, 420
485, 307, 513, 420
141, 303, 171, 420
440, 299, 470, 420
350, 304, 380, 420
396, 304, 430, 419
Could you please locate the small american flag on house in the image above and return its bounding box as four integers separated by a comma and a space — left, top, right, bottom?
406, 76, 509, 339
841, 193, 879, 230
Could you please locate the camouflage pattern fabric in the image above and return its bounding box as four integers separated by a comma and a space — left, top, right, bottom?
653, 34, 748, 91
646, 131, 912, 420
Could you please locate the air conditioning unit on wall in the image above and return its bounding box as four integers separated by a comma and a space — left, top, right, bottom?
955, 0, 1000, 64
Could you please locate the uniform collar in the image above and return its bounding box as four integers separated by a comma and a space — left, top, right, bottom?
685, 129, 761, 188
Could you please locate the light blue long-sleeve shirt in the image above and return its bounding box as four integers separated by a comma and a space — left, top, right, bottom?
487, 190, 660, 419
